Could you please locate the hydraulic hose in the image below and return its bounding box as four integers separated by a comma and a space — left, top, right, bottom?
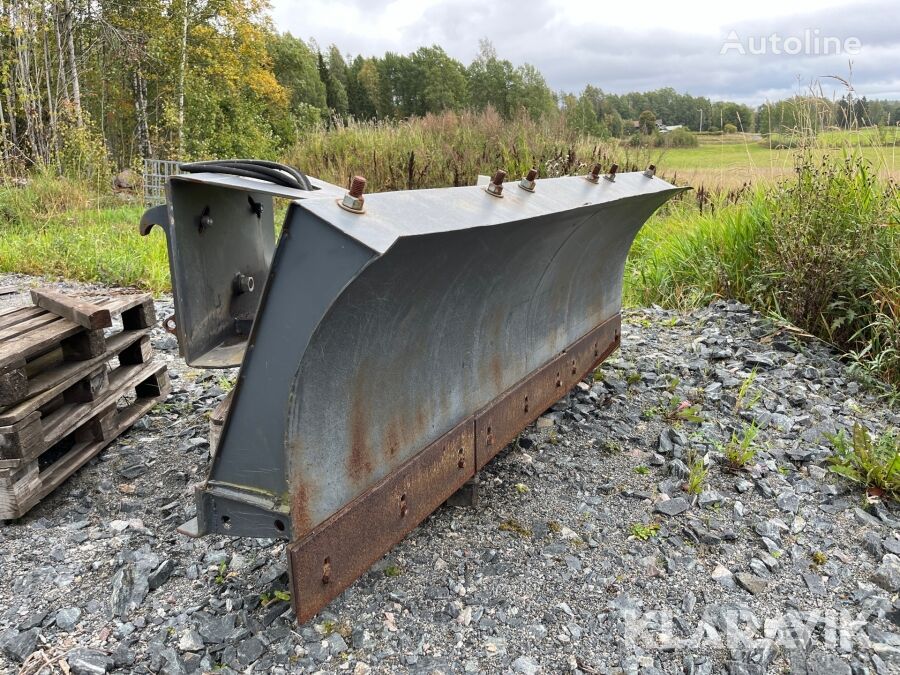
178, 159, 314, 191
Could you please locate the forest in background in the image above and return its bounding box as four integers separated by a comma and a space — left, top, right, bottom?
2, 0, 900, 176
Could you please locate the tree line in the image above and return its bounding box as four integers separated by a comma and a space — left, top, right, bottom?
1, 0, 898, 174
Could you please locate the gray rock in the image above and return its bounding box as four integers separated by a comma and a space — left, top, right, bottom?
326, 632, 348, 655
655, 497, 691, 517
884, 537, 900, 556
237, 637, 265, 664
196, 612, 236, 644
658, 431, 673, 454
734, 572, 767, 596
754, 520, 786, 539
148, 559, 175, 591
698, 489, 725, 508
0, 628, 40, 663
803, 573, 827, 597
669, 459, 690, 479
67, 647, 112, 674
806, 649, 851, 675
178, 629, 204, 652
109, 565, 149, 618
775, 491, 799, 513
745, 354, 776, 369
512, 655, 541, 674
871, 554, 900, 592
55, 607, 81, 632
18, 610, 47, 631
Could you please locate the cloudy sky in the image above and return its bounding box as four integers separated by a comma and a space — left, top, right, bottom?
270, 0, 900, 105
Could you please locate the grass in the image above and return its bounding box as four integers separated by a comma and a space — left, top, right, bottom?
630, 523, 660, 540
720, 422, 761, 469
826, 423, 898, 498
685, 454, 708, 495
0, 174, 166, 292
626, 151, 899, 394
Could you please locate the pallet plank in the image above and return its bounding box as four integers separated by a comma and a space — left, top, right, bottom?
31, 288, 113, 330
0, 306, 45, 330
0, 316, 83, 370
0, 328, 151, 424
0, 313, 61, 341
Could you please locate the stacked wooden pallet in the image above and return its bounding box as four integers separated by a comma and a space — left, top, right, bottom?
0, 289, 170, 519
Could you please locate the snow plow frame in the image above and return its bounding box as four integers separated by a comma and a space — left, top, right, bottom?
140, 164, 685, 622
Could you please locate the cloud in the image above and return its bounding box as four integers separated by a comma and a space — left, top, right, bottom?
271, 0, 900, 104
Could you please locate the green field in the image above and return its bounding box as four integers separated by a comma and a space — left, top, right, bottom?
653, 136, 900, 188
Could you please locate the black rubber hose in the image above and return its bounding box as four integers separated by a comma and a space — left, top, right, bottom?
185, 160, 312, 190
179, 159, 313, 191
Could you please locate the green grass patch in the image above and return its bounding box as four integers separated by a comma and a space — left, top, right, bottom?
0, 177, 169, 292
827, 423, 898, 499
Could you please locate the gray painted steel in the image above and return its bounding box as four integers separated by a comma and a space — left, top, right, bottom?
143, 171, 685, 541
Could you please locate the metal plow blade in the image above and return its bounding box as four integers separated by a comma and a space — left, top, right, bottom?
140, 166, 686, 622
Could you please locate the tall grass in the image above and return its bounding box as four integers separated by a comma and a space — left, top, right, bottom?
0, 173, 168, 292
285, 109, 657, 191
628, 151, 899, 394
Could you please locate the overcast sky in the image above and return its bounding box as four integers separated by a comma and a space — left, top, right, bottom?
270, 0, 900, 105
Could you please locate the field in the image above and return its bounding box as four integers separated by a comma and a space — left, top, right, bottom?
652, 133, 900, 189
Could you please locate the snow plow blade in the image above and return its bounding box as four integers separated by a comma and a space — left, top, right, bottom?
140, 164, 685, 622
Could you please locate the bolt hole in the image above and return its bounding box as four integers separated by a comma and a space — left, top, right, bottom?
274, 519, 285, 532
458, 447, 465, 468
221, 515, 231, 530
400, 493, 408, 517
322, 557, 331, 584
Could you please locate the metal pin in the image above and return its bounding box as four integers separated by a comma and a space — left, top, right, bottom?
486, 169, 506, 197
585, 163, 602, 183
519, 167, 538, 192
643, 164, 656, 178
605, 164, 618, 182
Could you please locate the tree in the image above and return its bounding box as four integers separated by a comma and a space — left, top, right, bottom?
412, 46, 468, 115
638, 110, 657, 135
269, 32, 326, 125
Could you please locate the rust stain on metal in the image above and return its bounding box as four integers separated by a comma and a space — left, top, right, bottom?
347, 379, 374, 485
288, 313, 621, 622
288, 417, 476, 622
289, 463, 312, 537
475, 314, 620, 469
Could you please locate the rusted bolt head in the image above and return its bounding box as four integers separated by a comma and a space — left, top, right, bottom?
604, 163, 619, 181
486, 169, 506, 197
585, 163, 602, 183
644, 164, 656, 177
339, 175, 366, 213
519, 166, 538, 192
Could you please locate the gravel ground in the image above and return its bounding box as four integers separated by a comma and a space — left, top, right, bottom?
0, 272, 898, 675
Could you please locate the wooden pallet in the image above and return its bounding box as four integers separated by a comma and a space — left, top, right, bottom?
0, 351, 158, 468
0, 291, 155, 407
0, 362, 170, 520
